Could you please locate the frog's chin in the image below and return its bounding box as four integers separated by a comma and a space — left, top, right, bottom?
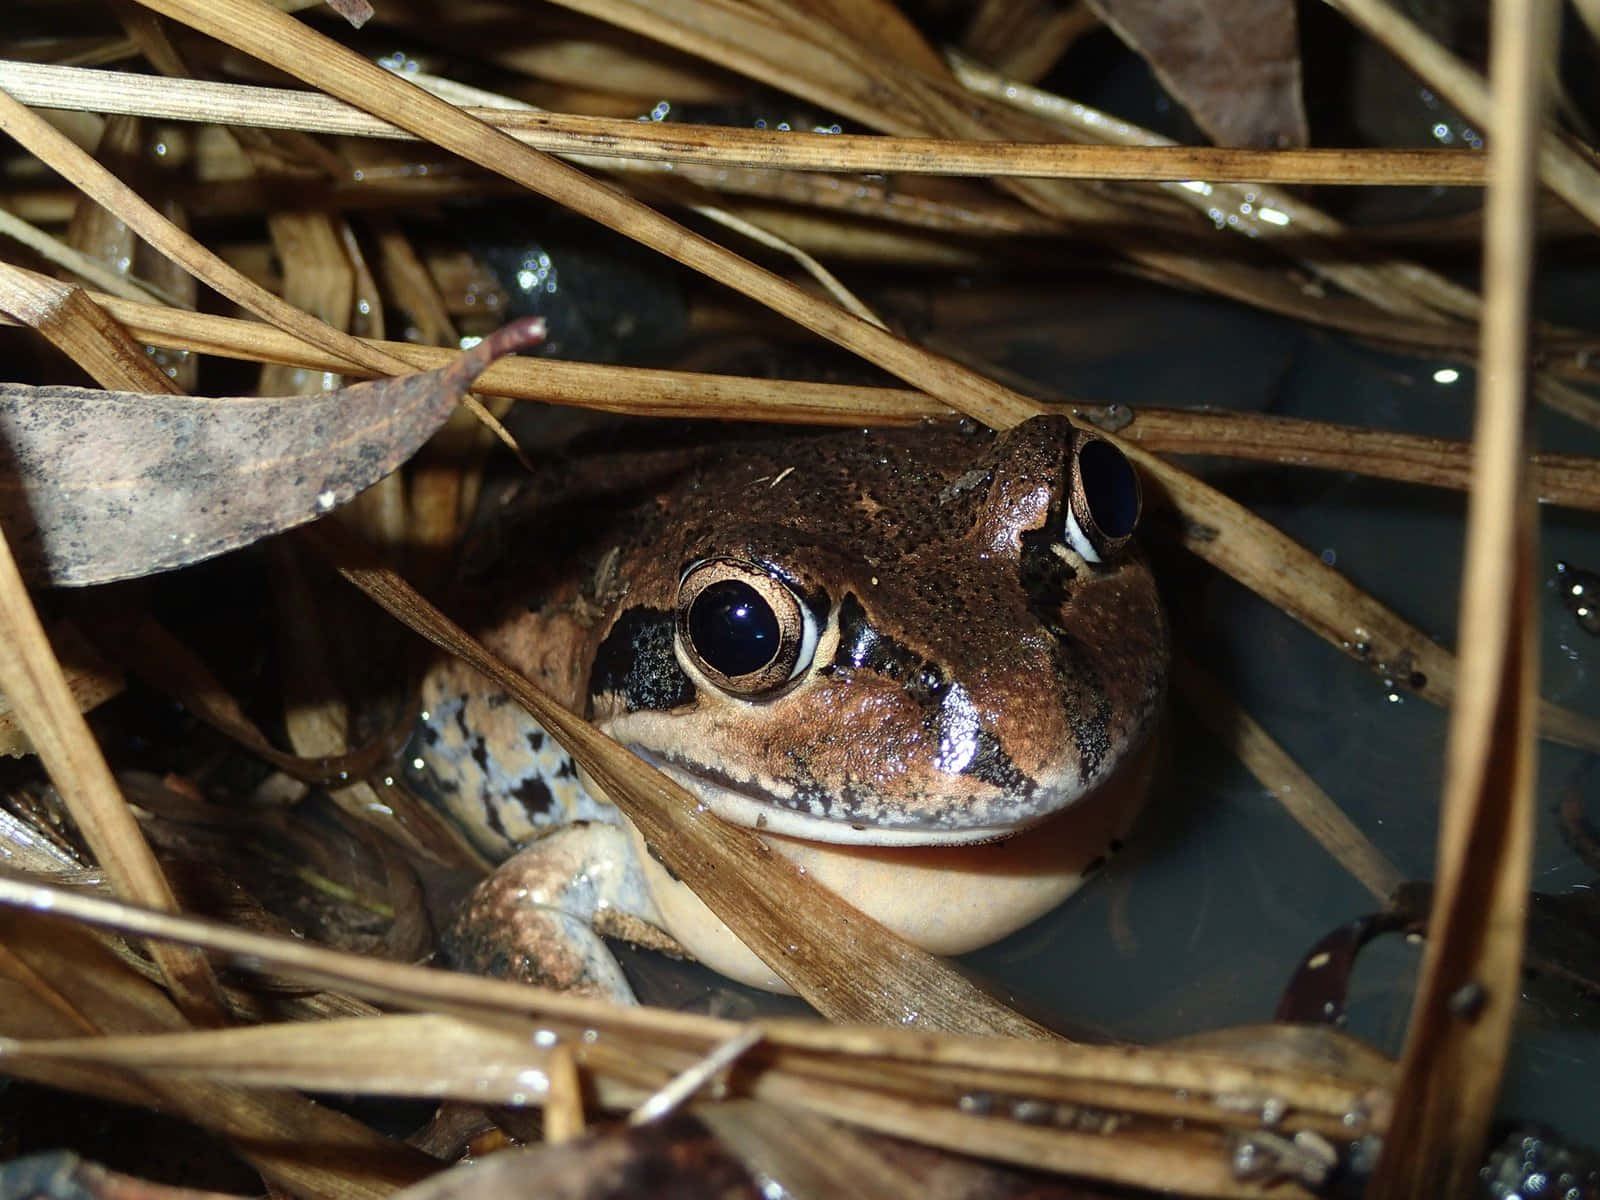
626, 746, 1122, 849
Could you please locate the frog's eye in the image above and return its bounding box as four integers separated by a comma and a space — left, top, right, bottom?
677, 558, 819, 696
1064, 436, 1141, 563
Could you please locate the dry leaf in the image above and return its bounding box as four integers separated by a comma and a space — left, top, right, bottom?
0, 317, 543, 586
1083, 0, 1309, 146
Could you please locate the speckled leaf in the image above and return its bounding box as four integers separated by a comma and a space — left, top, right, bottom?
1083, 0, 1309, 148
0, 317, 543, 586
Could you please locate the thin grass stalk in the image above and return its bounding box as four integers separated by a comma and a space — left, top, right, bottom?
749, 1072, 1306, 1200
124, 0, 1042, 421
0, 88, 399, 378
0, 206, 176, 306
0, 894, 1383, 1197
0, 60, 1495, 185
947, 53, 1491, 327
1174, 657, 1405, 903
694, 1103, 929, 1200
0, 910, 437, 1199
1366, 0, 1550, 1192
0, 875, 1391, 1126
9, 293, 1597, 511
530, 0, 1545, 364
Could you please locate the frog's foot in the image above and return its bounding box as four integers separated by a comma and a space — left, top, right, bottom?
438, 822, 673, 1004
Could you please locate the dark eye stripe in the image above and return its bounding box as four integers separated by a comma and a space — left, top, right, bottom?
588, 606, 696, 713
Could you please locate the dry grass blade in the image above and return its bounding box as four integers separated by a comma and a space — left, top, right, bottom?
696, 1103, 928, 1200
312, 524, 1054, 1039
629, 1026, 766, 1125
0, 264, 178, 394
540, 0, 1550, 366
1119, 408, 1600, 511
17, 292, 1599, 513
2, 1014, 555, 1102
0, 873, 729, 1043
0, 86, 406, 380
1153, 443, 1596, 750
31, 294, 949, 424
0, 910, 438, 1199
755, 1019, 1390, 1117
1326, 0, 1600, 230
1367, 0, 1548, 1193
751, 1073, 1301, 1199
0, 206, 175, 306
120, 0, 1038, 428
0, 59, 1495, 185
0, 880, 1390, 1198
947, 54, 1494, 329
544, 1045, 587, 1142
688, 203, 887, 327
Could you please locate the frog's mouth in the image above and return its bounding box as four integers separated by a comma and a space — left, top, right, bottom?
625, 745, 1087, 849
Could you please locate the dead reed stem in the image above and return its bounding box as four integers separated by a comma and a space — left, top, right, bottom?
0, 59, 1493, 185
8, 294, 1598, 511
1367, 0, 1549, 1192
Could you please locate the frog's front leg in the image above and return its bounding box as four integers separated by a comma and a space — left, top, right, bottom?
421, 660, 685, 1002
438, 822, 681, 1004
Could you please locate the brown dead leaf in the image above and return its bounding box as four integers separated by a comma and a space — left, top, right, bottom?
1083, 0, 1309, 146
0, 317, 544, 586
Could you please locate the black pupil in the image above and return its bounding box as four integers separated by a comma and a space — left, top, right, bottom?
1078, 439, 1139, 538
687, 579, 781, 676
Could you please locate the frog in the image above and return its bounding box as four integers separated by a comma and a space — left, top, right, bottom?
413, 415, 1168, 999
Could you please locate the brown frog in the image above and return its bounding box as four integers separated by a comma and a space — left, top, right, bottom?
415, 416, 1167, 998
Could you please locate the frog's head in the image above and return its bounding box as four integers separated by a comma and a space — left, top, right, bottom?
588, 416, 1168, 847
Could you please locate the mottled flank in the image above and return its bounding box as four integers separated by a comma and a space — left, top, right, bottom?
415, 663, 619, 862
